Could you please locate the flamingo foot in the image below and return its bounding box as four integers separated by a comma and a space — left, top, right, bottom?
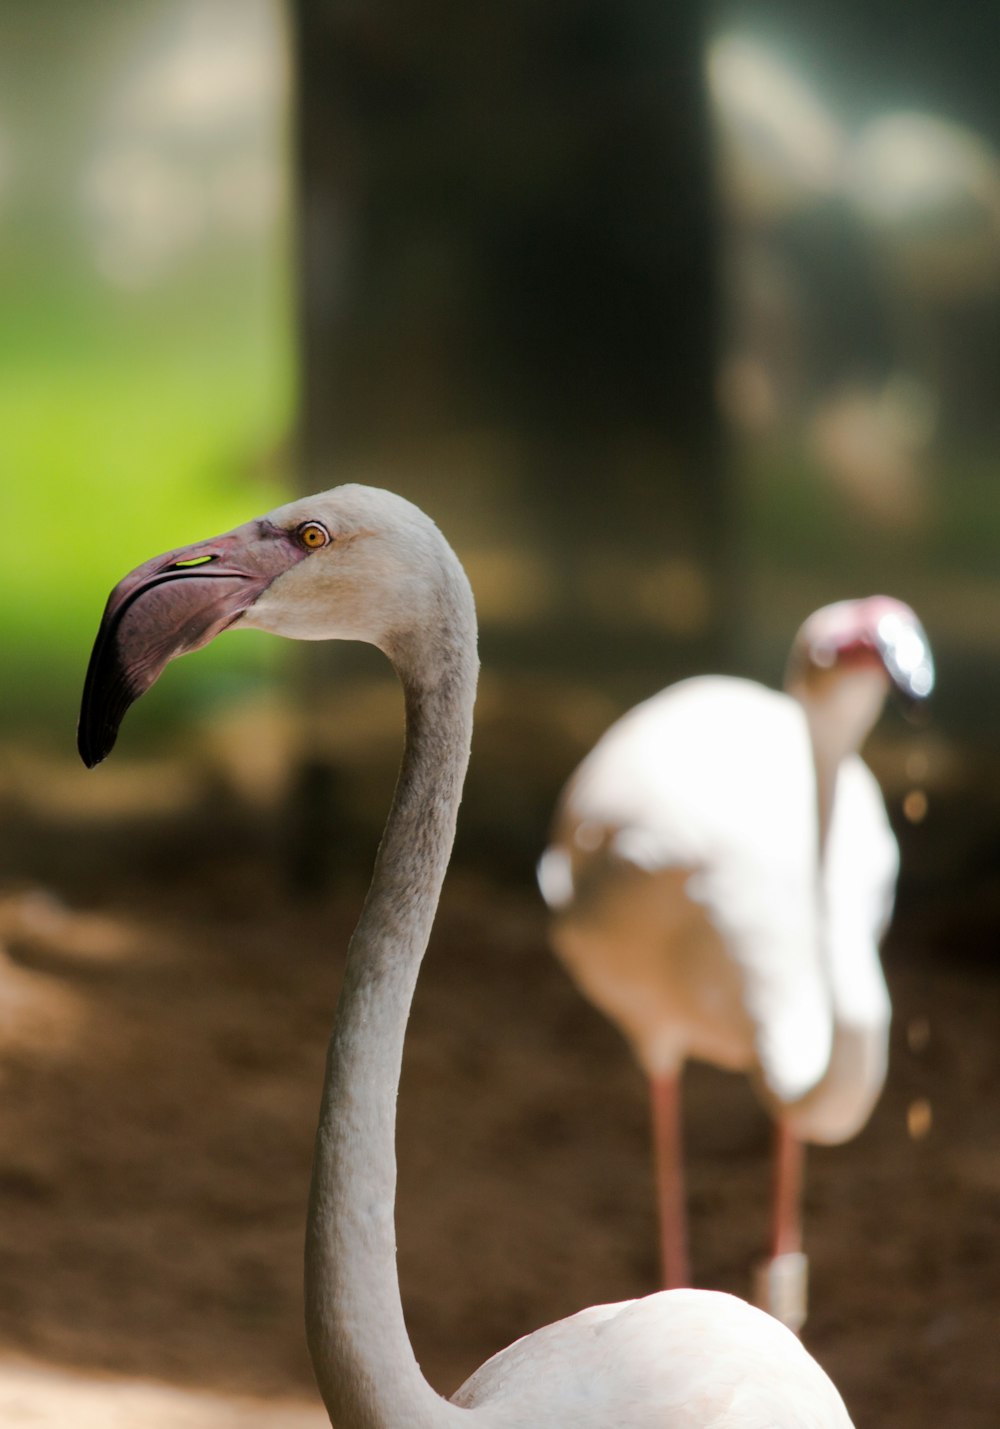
752, 1251, 809, 1334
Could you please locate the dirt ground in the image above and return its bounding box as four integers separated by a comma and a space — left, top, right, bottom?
0, 751, 997, 1428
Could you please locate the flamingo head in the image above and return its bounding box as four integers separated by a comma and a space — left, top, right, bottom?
78, 484, 471, 768
785, 596, 934, 716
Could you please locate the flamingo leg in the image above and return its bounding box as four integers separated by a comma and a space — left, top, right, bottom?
649, 1070, 690, 1288
770, 1119, 804, 1259
753, 1120, 808, 1332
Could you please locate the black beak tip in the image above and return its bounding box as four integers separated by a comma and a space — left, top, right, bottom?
76, 705, 116, 768
77, 729, 109, 769
898, 680, 934, 725
77, 648, 130, 769
894, 689, 923, 722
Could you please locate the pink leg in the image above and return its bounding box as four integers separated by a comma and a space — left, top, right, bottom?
650, 1071, 690, 1288
752, 1119, 808, 1332
770, 1119, 804, 1259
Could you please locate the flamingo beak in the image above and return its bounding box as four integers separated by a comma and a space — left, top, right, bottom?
873, 607, 935, 710
78, 518, 306, 768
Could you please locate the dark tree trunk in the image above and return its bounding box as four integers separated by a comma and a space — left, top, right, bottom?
288, 1, 727, 877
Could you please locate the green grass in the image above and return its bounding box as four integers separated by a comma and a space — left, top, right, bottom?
0, 258, 294, 739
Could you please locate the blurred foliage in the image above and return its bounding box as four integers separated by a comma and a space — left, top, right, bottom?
3, 0, 999, 764
0, 255, 292, 732
0, 0, 293, 741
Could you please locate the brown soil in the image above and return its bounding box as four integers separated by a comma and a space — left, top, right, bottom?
0, 762, 996, 1427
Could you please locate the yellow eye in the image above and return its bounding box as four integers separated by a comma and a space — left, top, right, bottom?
297, 521, 330, 550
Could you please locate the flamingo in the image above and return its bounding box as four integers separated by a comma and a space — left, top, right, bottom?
79, 485, 856, 1427
538, 597, 933, 1329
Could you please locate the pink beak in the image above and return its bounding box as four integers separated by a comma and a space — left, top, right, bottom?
78, 517, 306, 768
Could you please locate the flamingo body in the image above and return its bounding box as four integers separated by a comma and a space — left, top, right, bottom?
540, 673, 897, 1139
453, 1288, 851, 1426
539, 599, 932, 1320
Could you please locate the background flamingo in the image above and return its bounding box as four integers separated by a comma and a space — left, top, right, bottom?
79, 485, 856, 1427
538, 597, 934, 1329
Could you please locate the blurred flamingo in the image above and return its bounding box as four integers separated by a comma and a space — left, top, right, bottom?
539, 597, 933, 1329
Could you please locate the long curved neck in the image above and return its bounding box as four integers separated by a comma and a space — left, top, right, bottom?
783, 667, 892, 1129
789, 668, 889, 858
305, 595, 477, 1429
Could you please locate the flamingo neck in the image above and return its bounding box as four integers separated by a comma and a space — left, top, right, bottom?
790, 667, 889, 858
305, 588, 478, 1429
779, 666, 893, 1137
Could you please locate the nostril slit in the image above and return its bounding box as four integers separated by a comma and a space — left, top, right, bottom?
171, 555, 217, 569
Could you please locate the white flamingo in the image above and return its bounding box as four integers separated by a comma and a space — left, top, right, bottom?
538, 597, 933, 1329
79, 485, 856, 1427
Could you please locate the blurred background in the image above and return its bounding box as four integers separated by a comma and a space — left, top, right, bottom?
0, 0, 997, 1425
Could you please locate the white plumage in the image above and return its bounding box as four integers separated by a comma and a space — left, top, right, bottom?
454, 1288, 851, 1426
540, 599, 933, 1324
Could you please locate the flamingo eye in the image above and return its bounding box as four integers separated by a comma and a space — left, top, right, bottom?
297, 521, 330, 550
